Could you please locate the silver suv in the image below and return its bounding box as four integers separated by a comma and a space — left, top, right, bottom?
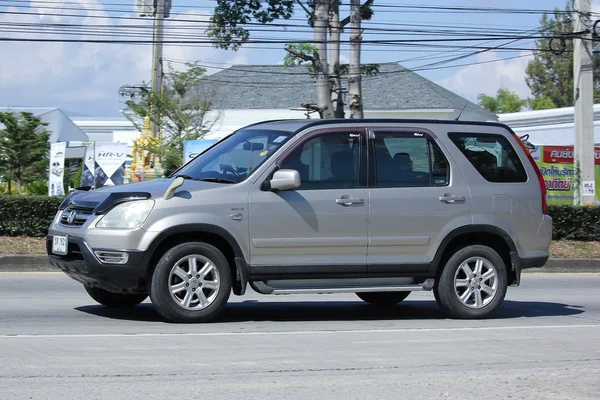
47, 119, 552, 322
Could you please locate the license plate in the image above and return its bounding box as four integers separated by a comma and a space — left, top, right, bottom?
52, 235, 68, 255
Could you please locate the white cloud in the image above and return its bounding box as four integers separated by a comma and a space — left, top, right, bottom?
436, 51, 534, 101
0, 3, 246, 116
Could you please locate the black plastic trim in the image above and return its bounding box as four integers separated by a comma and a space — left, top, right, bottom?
520, 255, 549, 270
234, 257, 249, 296
369, 263, 432, 274
249, 118, 514, 136
46, 234, 149, 293
94, 192, 152, 214
431, 224, 519, 278
249, 264, 367, 277
145, 223, 246, 262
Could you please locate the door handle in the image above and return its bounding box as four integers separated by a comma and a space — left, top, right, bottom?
336, 198, 364, 206
439, 195, 466, 204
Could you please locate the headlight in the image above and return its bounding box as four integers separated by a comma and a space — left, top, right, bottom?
96, 200, 154, 229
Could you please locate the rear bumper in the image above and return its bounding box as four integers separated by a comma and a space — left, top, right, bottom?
510, 254, 549, 286
46, 234, 150, 294
520, 255, 550, 270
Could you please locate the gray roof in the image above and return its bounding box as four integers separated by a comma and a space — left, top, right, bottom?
0, 107, 89, 143
203, 63, 495, 119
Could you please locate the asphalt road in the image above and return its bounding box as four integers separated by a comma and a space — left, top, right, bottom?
1, 273, 599, 400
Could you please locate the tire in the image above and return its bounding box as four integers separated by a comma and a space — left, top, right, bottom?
436, 245, 508, 319
356, 291, 410, 307
149, 242, 232, 323
84, 286, 147, 308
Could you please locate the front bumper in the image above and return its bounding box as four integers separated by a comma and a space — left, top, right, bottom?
46, 234, 150, 294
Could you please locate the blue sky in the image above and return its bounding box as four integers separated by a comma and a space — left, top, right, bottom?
0, 0, 594, 116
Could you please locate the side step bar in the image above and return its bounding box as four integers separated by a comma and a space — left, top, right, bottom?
251, 279, 435, 295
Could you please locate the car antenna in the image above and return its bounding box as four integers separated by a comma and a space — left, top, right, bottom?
454, 103, 468, 121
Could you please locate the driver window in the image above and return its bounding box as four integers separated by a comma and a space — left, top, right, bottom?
279, 132, 361, 189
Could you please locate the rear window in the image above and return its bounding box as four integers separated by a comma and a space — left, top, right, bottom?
448, 132, 527, 183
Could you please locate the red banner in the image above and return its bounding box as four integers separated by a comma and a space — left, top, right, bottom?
543, 146, 600, 165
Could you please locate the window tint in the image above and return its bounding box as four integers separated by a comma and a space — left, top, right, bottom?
373, 132, 449, 187
449, 133, 527, 183
429, 140, 450, 186
279, 132, 361, 189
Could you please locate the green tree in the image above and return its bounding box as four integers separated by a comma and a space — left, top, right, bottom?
477, 88, 528, 113
0, 111, 50, 195
121, 62, 220, 175
528, 95, 557, 111
208, 0, 375, 118
525, 2, 600, 108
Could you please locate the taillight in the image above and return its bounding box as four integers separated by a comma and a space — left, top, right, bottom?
513, 134, 548, 215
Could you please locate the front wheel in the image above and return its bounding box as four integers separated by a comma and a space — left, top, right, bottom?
436, 245, 508, 319
149, 242, 232, 323
84, 286, 147, 308
356, 291, 410, 307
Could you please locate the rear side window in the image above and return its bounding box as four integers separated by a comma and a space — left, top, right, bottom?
372, 131, 449, 187
448, 132, 527, 183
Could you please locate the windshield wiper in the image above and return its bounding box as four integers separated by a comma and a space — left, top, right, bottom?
200, 177, 238, 184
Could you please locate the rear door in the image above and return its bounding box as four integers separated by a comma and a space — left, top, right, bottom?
367, 128, 472, 271
446, 129, 542, 236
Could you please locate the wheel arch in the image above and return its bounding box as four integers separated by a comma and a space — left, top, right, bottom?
145, 224, 248, 295
432, 225, 519, 286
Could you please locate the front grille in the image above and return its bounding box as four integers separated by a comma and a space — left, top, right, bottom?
59, 206, 94, 227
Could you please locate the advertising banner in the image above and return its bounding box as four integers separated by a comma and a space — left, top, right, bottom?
183, 139, 218, 164
93, 143, 128, 188
532, 145, 600, 205
49, 142, 66, 196
81, 142, 127, 189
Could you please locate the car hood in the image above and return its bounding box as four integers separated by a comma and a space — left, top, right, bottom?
64, 178, 223, 211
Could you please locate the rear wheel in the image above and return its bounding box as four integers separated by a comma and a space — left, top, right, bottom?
84, 286, 147, 308
436, 245, 507, 319
356, 291, 410, 307
149, 242, 232, 323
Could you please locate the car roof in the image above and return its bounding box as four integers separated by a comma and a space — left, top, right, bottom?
243, 118, 514, 135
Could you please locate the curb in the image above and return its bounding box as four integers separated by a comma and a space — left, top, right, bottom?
524, 258, 600, 274
1, 255, 600, 273
0, 255, 58, 272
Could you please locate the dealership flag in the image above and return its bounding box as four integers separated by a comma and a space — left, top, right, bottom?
48, 142, 66, 196
81, 142, 95, 187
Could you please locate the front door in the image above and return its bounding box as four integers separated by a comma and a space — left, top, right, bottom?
367, 129, 472, 272
249, 128, 368, 272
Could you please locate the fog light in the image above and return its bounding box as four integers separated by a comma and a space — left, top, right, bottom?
94, 251, 129, 264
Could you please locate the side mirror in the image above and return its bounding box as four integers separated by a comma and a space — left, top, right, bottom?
268, 169, 301, 191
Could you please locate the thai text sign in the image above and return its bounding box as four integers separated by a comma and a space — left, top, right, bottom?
532, 145, 600, 205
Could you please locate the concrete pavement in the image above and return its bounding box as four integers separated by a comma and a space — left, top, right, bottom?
0, 274, 599, 399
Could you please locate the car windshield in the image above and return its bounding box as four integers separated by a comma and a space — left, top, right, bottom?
172, 129, 293, 183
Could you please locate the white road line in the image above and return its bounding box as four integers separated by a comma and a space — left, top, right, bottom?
0, 272, 63, 276
2, 324, 600, 339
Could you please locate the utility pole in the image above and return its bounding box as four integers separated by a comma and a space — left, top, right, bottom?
573, 0, 595, 206
150, 0, 166, 138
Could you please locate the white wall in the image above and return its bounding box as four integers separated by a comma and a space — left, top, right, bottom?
499, 105, 600, 146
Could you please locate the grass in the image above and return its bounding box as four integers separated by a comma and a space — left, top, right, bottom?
0, 236, 46, 255
1, 236, 600, 259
